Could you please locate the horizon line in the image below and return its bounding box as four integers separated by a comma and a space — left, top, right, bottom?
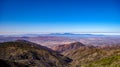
0, 32, 120, 35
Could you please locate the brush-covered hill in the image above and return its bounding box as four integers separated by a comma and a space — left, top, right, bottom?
52, 42, 85, 52
0, 40, 72, 67
62, 45, 120, 67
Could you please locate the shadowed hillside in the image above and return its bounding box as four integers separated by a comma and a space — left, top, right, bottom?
0, 40, 72, 67
0, 59, 29, 67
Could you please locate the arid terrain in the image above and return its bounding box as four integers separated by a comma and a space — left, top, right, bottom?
0, 34, 120, 67
1, 34, 120, 47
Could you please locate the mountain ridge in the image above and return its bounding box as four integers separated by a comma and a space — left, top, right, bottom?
0, 40, 72, 67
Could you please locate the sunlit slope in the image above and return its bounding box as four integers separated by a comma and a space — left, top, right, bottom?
63, 45, 120, 67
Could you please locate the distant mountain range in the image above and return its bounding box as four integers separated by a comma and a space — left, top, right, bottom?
1, 33, 120, 38
0, 33, 105, 37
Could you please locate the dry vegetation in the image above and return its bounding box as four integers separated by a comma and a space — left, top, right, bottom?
0, 40, 72, 67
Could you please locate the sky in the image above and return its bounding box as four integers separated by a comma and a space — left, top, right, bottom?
0, 0, 120, 34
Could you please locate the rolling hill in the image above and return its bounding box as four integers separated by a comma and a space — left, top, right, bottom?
63, 45, 120, 67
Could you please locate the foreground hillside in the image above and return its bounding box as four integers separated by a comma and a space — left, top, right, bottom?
0, 40, 72, 67
63, 45, 120, 67
1, 40, 120, 67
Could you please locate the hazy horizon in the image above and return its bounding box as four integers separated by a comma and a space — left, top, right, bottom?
0, 32, 120, 35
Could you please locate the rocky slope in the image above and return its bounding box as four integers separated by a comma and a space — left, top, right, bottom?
0, 40, 72, 67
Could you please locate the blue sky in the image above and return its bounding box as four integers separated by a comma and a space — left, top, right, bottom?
0, 0, 120, 34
